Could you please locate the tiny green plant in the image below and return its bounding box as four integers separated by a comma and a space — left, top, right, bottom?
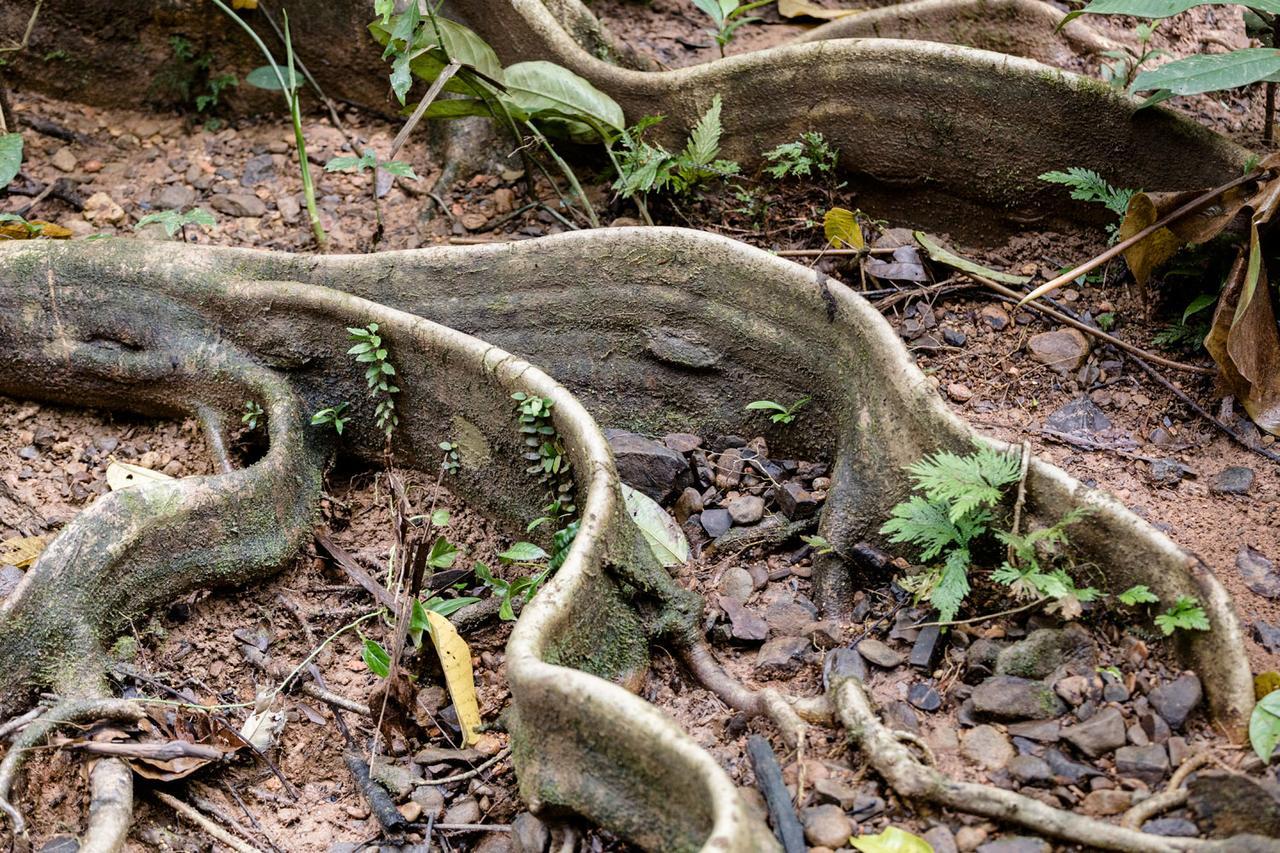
513, 392, 575, 514
1154, 595, 1210, 636
745, 396, 810, 425
612, 97, 741, 202
1039, 168, 1136, 240
474, 521, 579, 621
347, 323, 400, 438
311, 402, 350, 435
241, 400, 264, 431
1095, 312, 1116, 332
196, 73, 239, 114
325, 148, 420, 181
763, 131, 838, 180
691, 0, 772, 57
1099, 22, 1166, 90
439, 440, 461, 475
801, 534, 834, 555
1117, 584, 1159, 606
134, 207, 217, 241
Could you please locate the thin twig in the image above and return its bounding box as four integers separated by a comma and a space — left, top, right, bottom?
1007, 440, 1032, 566
429, 747, 512, 784
909, 597, 1049, 630
776, 247, 897, 257
390, 62, 461, 163
154, 790, 266, 853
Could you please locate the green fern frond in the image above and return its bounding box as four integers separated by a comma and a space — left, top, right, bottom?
1039, 167, 1134, 216
931, 547, 971, 622
905, 446, 1021, 521
879, 496, 962, 561
683, 95, 724, 167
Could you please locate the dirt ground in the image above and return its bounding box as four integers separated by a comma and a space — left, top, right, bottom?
2, 2, 1280, 851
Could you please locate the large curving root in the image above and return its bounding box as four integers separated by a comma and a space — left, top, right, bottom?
830, 677, 1263, 853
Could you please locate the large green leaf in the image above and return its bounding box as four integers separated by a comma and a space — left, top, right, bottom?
1063, 0, 1280, 27
1131, 48, 1280, 95
915, 231, 1030, 285
621, 484, 689, 567
369, 15, 504, 100
502, 61, 625, 140
1250, 689, 1280, 763
0, 133, 22, 190
245, 64, 288, 91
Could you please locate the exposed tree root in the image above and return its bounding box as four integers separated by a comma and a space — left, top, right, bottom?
830, 677, 1239, 853
1121, 753, 1215, 830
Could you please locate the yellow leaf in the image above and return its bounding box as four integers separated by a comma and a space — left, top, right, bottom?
424, 610, 482, 745
824, 207, 864, 250
0, 535, 48, 568
850, 826, 933, 853
105, 460, 175, 491
778, 0, 859, 19
1257, 671, 1280, 701
232, 0, 258, 8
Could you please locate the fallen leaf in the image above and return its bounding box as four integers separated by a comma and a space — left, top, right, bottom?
1117, 186, 1251, 287
914, 231, 1030, 285
824, 207, 864, 250
622, 483, 689, 567
239, 707, 287, 753
232, 0, 258, 7
778, 0, 859, 19
0, 220, 73, 240
850, 826, 934, 853
424, 609, 482, 745
0, 535, 48, 568
1256, 671, 1280, 701
105, 460, 174, 491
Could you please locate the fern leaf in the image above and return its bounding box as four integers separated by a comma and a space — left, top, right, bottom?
930, 548, 971, 622
1039, 167, 1132, 215
905, 446, 1020, 521
683, 95, 724, 168
879, 496, 961, 561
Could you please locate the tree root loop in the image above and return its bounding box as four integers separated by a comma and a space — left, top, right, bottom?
1121, 753, 1215, 830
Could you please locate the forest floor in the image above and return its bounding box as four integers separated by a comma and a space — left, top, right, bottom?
2, 2, 1279, 852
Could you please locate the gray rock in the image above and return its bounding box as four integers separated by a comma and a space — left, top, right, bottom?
370, 759, 422, 798
700, 508, 732, 538
154, 183, 196, 210
961, 725, 1014, 770
765, 601, 813, 637
277, 193, 301, 223
801, 804, 852, 849
1140, 818, 1199, 837
972, 676, 1068, 720
511, 812, 550, 853
805, 620, 842, 648
1148, 457, 1190, 486
776, 481, 818, 519
885, 700, 920, 734
1008, 754, 1053, 786
813, 777, 860, 810
965, 637, 1006, 681
1027, 328, 1090, 372
1044, 397, 1112, 434
37, 837, 79, 853
476, 833, 514, 853
1006, 720, 1060, 742
823, 648, 868, 686
923, 826, 958, 853
1115, 743, 1169, 783
943, 327, 967, 346
718, 567, 754, 603
719, 596, 768, 642
209, 192, 267, 218
977, 837, 1051, 853
442, 796, 481, 825
1211, 466, 1255, 495
755, 636, 809, 677
1256, 620, 1280, 655
1148, 672, 1202, 730
0, 565, 23, 598
726, 494, 765, 525
995, 625, 1097, 679
1061, 706, 1127, 758
1140, 710, 1171, 744
850, 794, 885, 821
673, 487, 703, 524
1102, 678, 1131, 703
910, 624, 944, 670
1237, 546, 1280, 599
605, 429, 690, 502
857, 638, 905, 668
1044, 747, 1101, 783
662, 432, 702, 453
241, 152, 277, 186
908, 682, 942, 712
1189, 772, 1280, 837
410, 785, 444, 819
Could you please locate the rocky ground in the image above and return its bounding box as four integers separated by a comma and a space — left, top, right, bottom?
2, 1, 1280, 852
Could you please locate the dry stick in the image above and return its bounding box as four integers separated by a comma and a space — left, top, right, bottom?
1006, 440, 1032, 567
429, 747, 512, 784
832, 678, 1208, 853
745, 735, 806, 853
971, 273, 1215, 375
343, 749, 409, 833
908, 597, 1049, 631
154, 790, 266, 853
316, 532, 398, 609
1121, 752, 1214, 829
189, 791, 281, 853
1019, 168, 1267, 305
776, 247, 897, 257
390, 62, 461, 163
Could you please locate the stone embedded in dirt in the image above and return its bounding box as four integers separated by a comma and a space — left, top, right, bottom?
942, 327, 967, 347
411, 785, 445, 819
907, 682, 942, 712
443, 796, 482, 825
1101, 676, 1130, 703
278, 193, 301, 224
946, 382, 973, 403
1044, 747, 1101, 783
1081, 788, 1132, 817
857, 638, 904, 668
961, 724, 1014, 770
975, 838, 1051, 853
51, 146, 77, 172
1060, 706, 1126, 758
1211, 465, 1255, 495
813, 777, 860, 810
717, 567, 753, 603
604, 429, 691, 502
1140, 710, 1171, 744
719, 596, 768, 642
801, 804, 852, 848
1006, 720, 1060, 743
1140, 818, 1199, 837
511, 812, 550, 853
965, 637, 1005, 682
995, 626, 1097, 680
851, 794, 886, 821
1188, 772, 1280, 837
889, 608, 923, 643
805, 620, 842, 649
371, 760, 424, 798
154, 183, 197, 211
1147, 672, 1202, 730
1007, 754, 1053, 786
823, 647, 868, 685
662, 432, 702, 454
1115, 743, 1169, 783
241, 152, 277, 186
885, 700, 921, 734
1053, 674, 1096, 706
726, 494, 765, 525
1027, 328, 1090, 372
1043, 397, 1112, 435
210, 192, 268, 218
673, 486, 703, 525
1237, 546, 1280, 599
715, 447, 745, 490
83, 191, 127, 225
756, 636, 809, 677
0, 565, 22, 599
924, 826, 959, 853
1255, 620, 1280, 654
776, 481, 819, 520
909, 624, 943, 670
701, 508, 732, 538
972, 676, 1067, 720
765, 601, 812, 638
979, 304, 1011, 330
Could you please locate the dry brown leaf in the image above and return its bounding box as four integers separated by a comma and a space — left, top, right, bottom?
1119, 186, 1251, 287
777, 0, 859, 19
0, 535, 48, 568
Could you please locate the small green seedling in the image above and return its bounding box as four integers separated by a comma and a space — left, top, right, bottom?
692, 0, 772, 56
360, 633, 392, 678
1099, 22, 1166, 90
311, 402, 350, 435
1039, 167, 1136, 240
348, 323, 400, 438
325, 148, 420, 181
801, 534, 833, 555
763, 131, 837, 180
1117, 584, 1159, 606
439, 441, 461, 475
612, 97, 741, 200
196, 73, 238, 113
408, 594, 481, 647
1154, 595, 1210, 636
241, 400, 264, 431
134, 207, 217, 240
745, 396, 810, 425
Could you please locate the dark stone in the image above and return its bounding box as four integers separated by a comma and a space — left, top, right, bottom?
823, 648, 867, 687
1061, 707, 1127, 758
604, 429, 691, 502
957, 698, 979, 727
972, 676, 1068, 721
858, 638, 905, 668
908, 682, 942, 712
756, 636, 809, 677
813, 777, 860, 810
719, 596, 768, 642
1237, 546, 1280, 599
662, 432, 702, 453
965, 638, 1006, 682
0, 565, 23, 598
885, 700, 920, 734
1140, 710, 1171, 744
1211, 466, 1255, 495
976, 838, 1050, 853
1189, 772, 1280, 838
1255, 620, 1280, 655
765, 601, 813, 638
1007, 720, 1061, 742
910, 624, 943, 670
1115, 743, 1169, 783
776, 481, 819, 519
241, 152, 277, 186
1044, 397, 1112, 434
700, 508, 732, 538
1102, 678, 1131, 703
1044, 747, 1102, 783
1148, 672, 1203, 730
1140, 818, 1199, 838
1011, 736, 1040, 756
995, 625, 1097, 679
1148, 457, 1189, 486
1007, 754, 1054, 786
511, 812, 550, 853
850, 794, 886, 821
